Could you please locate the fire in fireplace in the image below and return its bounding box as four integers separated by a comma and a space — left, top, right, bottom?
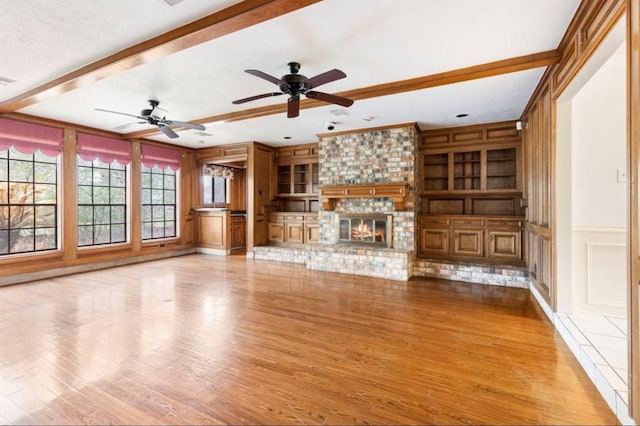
336, 214, 392, 248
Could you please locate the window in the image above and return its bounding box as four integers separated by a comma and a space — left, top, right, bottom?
203, 176, 228, 204
0, 147, 58, 255
141, 165, 177, 240
77, 157, 128, 246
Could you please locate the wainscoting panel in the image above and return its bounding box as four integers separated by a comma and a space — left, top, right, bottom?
572, 226, 627, 317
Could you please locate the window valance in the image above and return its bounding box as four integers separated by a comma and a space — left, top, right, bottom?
0, 118, 63, 156
77, 133, 132, 165
141, 144, 181, 171
203, 164, 234, 179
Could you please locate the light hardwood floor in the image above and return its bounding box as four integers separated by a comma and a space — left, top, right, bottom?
0, 253, 617, 425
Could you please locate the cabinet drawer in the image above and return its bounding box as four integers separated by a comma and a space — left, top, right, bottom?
450, 218, 484, 226
420, 216, 449, 225
302, 213, 319, 222
487, 219, 522, 228
269, 213, 285, 222
285, 214, 305, 222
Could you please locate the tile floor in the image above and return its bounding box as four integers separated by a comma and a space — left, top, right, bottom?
555, 312, 634, 425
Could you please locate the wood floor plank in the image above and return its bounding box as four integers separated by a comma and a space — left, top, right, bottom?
0, 254, 618, 425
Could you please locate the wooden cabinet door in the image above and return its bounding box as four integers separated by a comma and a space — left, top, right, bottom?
231, 217, 246, 248
304, 223, 319, 243
197, 213, 225, 247
267, 222, 285, 244
419, 226, 449, 256
488, 230, 521, 260
451, 227, 483, 257
285, 222, 304, 244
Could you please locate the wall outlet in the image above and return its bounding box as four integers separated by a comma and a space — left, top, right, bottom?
617, 168, 628, 183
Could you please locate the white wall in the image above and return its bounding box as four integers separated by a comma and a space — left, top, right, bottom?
570, 43, 627, 316
571, 46, 626, 227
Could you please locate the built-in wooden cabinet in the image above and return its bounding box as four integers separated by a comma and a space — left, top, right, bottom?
267, 143, 320, 247
419, 122, 524, 265
276, 163, 318, 195
268, 212, 318, 246
274, 144, 319, 197
418, 215, 523, 264
194, 210, 229, 251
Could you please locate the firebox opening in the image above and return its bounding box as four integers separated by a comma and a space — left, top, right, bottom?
335, 214, 392, 248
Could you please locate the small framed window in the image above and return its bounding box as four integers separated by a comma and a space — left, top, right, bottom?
203, 176, 228, 205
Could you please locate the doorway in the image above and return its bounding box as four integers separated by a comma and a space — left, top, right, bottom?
555, 16, 629, 418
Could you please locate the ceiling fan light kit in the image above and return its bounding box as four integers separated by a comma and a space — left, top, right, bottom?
95, 99, 205, 139
232, 61, 354, 118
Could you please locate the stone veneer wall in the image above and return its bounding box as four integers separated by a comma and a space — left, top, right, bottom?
318, 125, 418, 251
274, 124, 418, 281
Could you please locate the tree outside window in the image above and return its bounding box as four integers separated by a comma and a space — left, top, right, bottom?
141, 165, 177, 240
0, 147, 58, 255
77, 157, 127, 247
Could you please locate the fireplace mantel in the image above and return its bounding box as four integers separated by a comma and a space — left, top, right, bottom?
320, 183, 408, 211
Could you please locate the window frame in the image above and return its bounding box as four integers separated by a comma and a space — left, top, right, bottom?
203, 175, 230, 206
0, 147, 61, 257
76, 156, 130, 248
141, 165, 179, 242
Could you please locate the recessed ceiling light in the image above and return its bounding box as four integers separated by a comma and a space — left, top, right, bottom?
362, 116, 374, 122
456, 113, 469, 118
283, 136, 292, 140
330, 108, 349, 117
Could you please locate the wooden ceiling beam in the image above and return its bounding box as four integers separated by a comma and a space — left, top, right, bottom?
0, 0, 321, 113
125, 49, 561, 139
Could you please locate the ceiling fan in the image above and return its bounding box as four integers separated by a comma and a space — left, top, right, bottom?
95, 99, 205, 138
232, 62, 354, 118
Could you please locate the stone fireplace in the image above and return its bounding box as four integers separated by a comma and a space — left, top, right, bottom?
301, 124, 419, 280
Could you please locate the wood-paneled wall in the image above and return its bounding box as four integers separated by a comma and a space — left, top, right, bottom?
523, 1, 638, 419
521, 0, 625, 307
248, 142, 275, 251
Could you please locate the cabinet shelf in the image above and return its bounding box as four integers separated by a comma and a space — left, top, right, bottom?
276, 162, 318, 196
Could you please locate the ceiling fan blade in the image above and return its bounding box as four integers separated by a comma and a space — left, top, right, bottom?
164, 120, 205, 131
306, 69, 346, 89
113, 121, 145, 131
305, 91, 354, 107
245, 69, 285, 85
158, 125, 179, 139
287, 96, 300, 118
232, 92, 283, 105
95, 108, 145, 120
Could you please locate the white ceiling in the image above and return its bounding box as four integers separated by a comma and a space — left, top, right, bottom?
1, 0, 581, 148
